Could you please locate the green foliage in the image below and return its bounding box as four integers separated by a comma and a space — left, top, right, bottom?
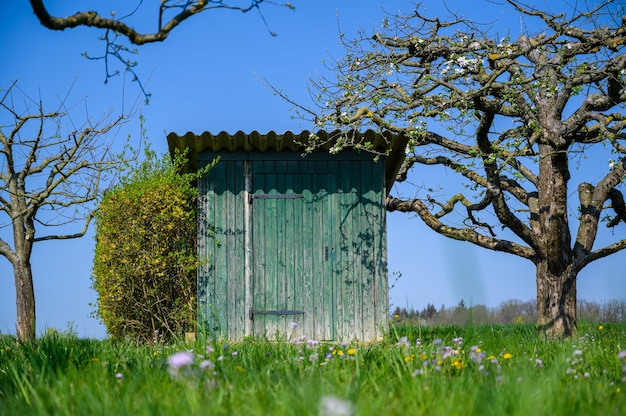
92, 148, 212, 343
1, 324, 625, 415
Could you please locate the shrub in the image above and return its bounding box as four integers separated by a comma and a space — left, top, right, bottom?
93, 148, 212, 342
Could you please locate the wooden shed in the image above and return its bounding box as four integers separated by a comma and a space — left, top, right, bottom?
167, 130, 407, 341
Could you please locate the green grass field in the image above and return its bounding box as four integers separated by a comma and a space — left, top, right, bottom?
1, 323, 625, 415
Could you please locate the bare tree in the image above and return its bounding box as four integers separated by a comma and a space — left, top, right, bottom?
285, 1, 626, 339
29, 0, 295, 99
0, 81, 136, 341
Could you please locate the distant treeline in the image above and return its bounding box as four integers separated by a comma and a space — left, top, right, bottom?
391, 299, 626, 326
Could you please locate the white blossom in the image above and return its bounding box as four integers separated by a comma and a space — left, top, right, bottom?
320, 396, 353, 416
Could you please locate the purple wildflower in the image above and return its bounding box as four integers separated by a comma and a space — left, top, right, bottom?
307, 338, 320, 347
397, 336, 410, 348
469, 346, 485, 364
168, 351, 194, 369
441, 346, 455, 359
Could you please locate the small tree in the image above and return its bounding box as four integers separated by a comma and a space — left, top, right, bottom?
93, 149, 213, 342
288, 1, 626, 339
0, 81, 133, 342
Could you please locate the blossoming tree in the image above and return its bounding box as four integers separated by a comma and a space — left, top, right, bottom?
287, 0, 626, 339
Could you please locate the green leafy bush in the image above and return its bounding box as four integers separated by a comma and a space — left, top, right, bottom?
93, 149, 210, 342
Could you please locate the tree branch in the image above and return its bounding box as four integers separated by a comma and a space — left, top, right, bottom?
29, 0, 288, 45
386, 196, 536, 259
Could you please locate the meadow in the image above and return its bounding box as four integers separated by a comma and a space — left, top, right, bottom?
1, 323, 625, 415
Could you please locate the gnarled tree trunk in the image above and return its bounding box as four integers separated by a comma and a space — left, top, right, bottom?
536, 261, 577, 340
535, 141, 576, 339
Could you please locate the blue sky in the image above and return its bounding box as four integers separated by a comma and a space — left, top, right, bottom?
1, 1, 624, 338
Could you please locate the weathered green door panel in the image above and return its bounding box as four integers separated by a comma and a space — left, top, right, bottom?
251, 170, 335, 340
197, 150, 388, 341
197, 158, 246, 339
329, 158, 387, 340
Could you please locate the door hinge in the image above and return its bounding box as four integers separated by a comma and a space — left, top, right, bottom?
249, 308, 305, 320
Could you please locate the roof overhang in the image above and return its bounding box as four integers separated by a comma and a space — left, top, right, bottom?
167, 130, 408, 195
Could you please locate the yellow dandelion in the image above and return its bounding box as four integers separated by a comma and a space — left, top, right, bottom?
452, 359, 464, 370
332, 349, 343, 356
404, 354, 415, 363
347, 348, 357, 355
503, 353, 512, 360
598, 325, 604, 331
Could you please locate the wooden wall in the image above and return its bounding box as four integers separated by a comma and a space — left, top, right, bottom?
197, 150, 388, 341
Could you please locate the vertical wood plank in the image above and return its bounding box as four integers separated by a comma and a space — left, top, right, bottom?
232, 159, 246, 338
251, 161, 267, 336
360, 158, 375, 341
300, 166, 315, 340
243, 161, 252, 337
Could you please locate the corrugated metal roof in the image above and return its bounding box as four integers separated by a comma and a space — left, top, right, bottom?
166, 130, 408, 194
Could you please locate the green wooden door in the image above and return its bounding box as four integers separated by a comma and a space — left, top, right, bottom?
250, 173, 335, 340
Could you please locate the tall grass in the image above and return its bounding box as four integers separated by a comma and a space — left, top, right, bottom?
1, 323, 624, 415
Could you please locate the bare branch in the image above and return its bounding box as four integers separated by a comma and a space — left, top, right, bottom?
0, 80, 140, 340
30, 0, 296, 101
30, 0, 289, 45
386, 195, 536, 259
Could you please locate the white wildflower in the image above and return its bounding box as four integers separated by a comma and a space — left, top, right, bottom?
320, 396, 353, 416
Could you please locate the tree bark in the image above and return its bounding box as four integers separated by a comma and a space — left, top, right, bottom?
534, 139, 577, 339
536, 260, 577, 340
14, 258, 36, 342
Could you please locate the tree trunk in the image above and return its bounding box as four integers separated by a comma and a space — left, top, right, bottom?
14, 258, 36, 342
536, 260, 577, 340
